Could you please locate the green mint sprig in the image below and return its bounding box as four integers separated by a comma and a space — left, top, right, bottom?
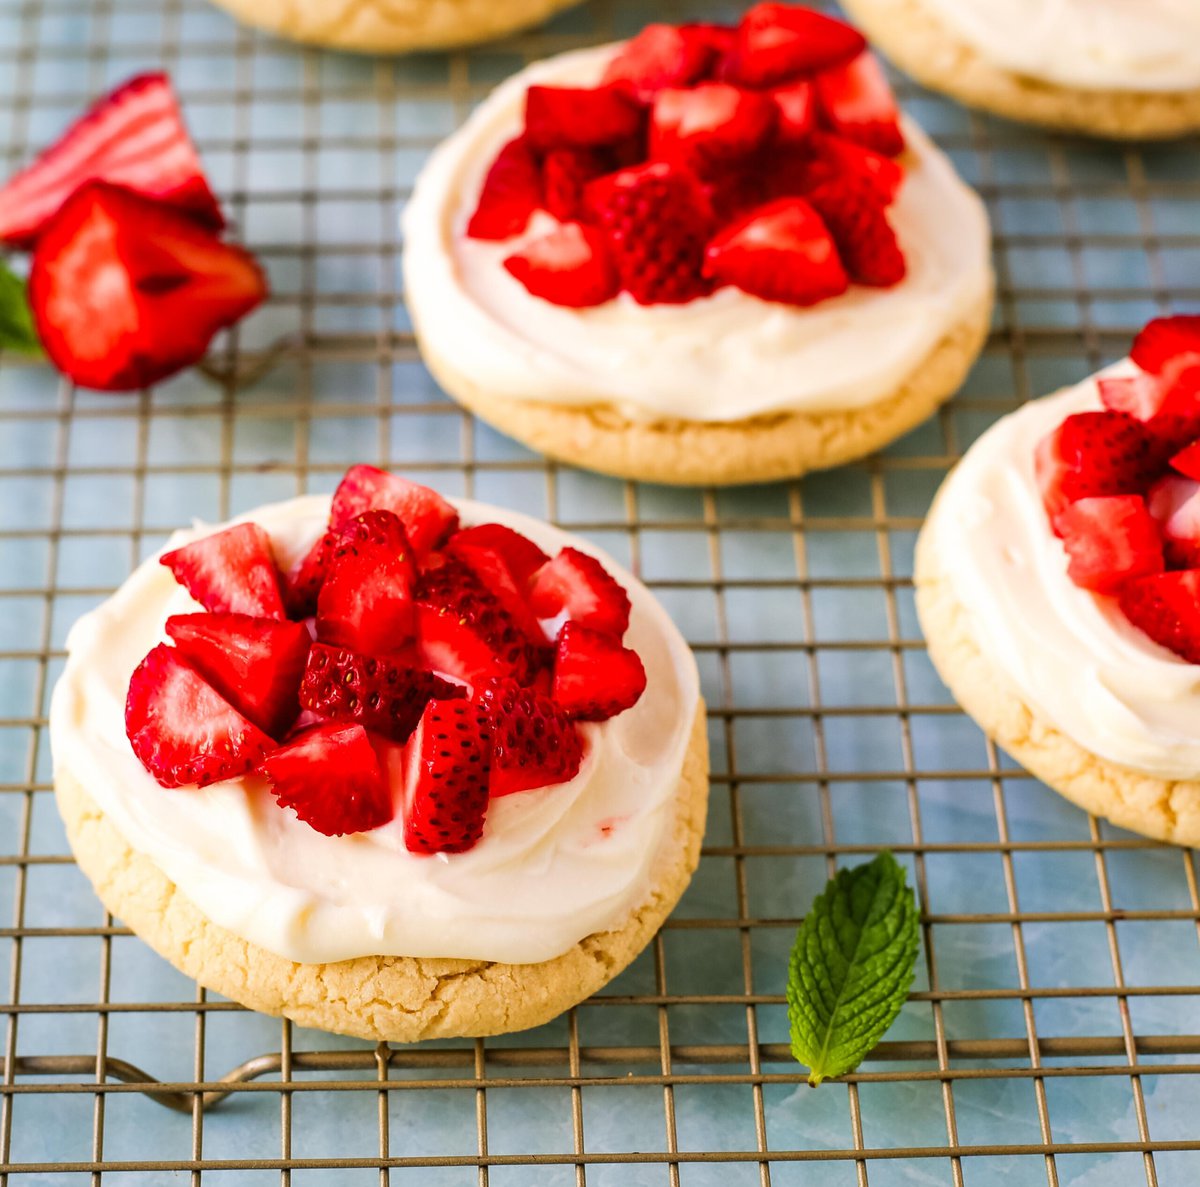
0, 259, 43, 356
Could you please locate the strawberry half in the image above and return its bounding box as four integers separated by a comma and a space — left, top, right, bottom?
1118, 571, 1200, 664
29, 181, 265, 392
504, 222, 619, 308
601, 23, 720, 102
552, 622, 647, 721
403, 698, 493, 854
1148, 474, 1200, 569
481, 676, 584, 796
259, 722, 394, 836
1052, 496, 1164, 594
524, 84, 645, 153
815, 53, 905, 158
704, 196, 848, 306
806, 178, 905, 287
160, 522, 285, 619
329, 464, 458, 558
725, 3, 867, 88
165, 612, 311, 738
126, 643, 271, 788
528, 547, 632, 637
649, 83, 777, 171
466, 136, 542, 241
0, 72, 222, 249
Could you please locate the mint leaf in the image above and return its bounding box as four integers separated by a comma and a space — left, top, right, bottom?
0, 259, 42, 356
787, 851, 920, 1086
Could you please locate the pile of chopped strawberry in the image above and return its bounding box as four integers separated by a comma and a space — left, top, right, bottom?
0, 73, 266, 392
1035, 316, 1200, 662
468, 4, 908, 310
125, 465, 648, 854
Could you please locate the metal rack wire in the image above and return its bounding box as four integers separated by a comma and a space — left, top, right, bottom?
3, 0, 1200, 1182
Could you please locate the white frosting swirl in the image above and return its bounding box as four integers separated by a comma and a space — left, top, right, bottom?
919, 0, 1200, 92
928, 362, 1200, 780
402, 44, 992, 423
50, 495, 701, 965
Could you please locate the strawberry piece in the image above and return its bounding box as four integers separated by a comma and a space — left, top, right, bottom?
541, 148, 610, 222
815, 53, 905, 158
259, 722, 393, 836
1034, 411, 1162, 525
649, 83, 777, 171
805, 132, 904, 203
504, 222, 619, 308
299, 641, 459, 742
1148, 475, 1200, 569
528, 547, 632, 637
329, 464, 458, 558
29, 181, 265, 392
281, 535, 329, 620
551, 622, 647, 721
524, 85, 645, 153
160, 522, 285, 619
126, 643, 272, 789
704, 196, 848, 306
1098, 373, 1173, 422
0, 72, 222, 249
601, 23, 720, 101
480, 676, 584, 796
725, 3, 867, 88
446, 529, 549, 644
1118, 571, 1200, 664
317, 510, 417, 654
684, 22, 737, 62
403, 698, 493, 854
466, 136, 542, 241
585, 162, 716, 305
165, 612, 310, 738
771, 80, 817, 144
449, 523, 550, 586
1130, 316, 1200, 378
1052, 496, 1164, 594
1171, 440, 1200, 480
806, 178, 905, 287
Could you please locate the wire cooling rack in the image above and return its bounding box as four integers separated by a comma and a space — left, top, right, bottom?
3, 0, 1200, 1182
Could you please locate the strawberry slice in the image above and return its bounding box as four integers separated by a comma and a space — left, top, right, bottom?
0, 72, 222, 248
771, 80, 817, 143
1171, 440, 1200, 480
403, 698, 494, 854
504, 222, 619, 308
28, 181, 265, 392
585, 162, 716, 305
528, 547, 632, 637
601, 23, 720, 101
725, 4, 867, 88
540, 148, 610, 222
329, 464, 458, 559
815, 53, 905, 158
281, 534, 329, 620
805, 178, 905, 287
160, 522, 285, 619
446, 529, 549, 644
1052, 496, 1164, 594
481, 676, 584, 796
704, 196, 848, 306
804, 133, 904, 203
1148, 474, 1200, 568
126, 643, 272, 788
1118, 571, 1200, 664
317, 510, 417, 654
524, 85, 646, 153
466, 136, 542, 241
649, 83, 777, 171
552, 622, 647, 721
1098, 373, 1175, 422
259, 722, 393, 836
450, 523, 550, 586
1130, 316, 1200, 378
165, 612, 310, 738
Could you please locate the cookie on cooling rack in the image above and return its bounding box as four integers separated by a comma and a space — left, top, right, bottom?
840, 0, 1200, 141
50, 464, 708, 1041
917, 315, 1200, 846
402, 4, 993, 486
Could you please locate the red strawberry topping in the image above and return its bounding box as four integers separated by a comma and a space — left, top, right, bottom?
1148, 474, 1200, 569
725, 3, 867, 88
815, 52, 905, 157
771, 80, 817, 144
1052, 496, 1164, 594
481, 677, 585, 796
524, 85, 645, 153
800, 133, 904, 204
649, 83, 777, 171
1131, 316, 1200, 379
160, 522, 285, 619
449, 522, 550, 586
541, 148, 610, 222
281, 535, 329, 620
552, 622, 647, 721
601, 23, 721, 101
806, 178, 905, 287
446, 528, 549, 644
1119, 571, 1200, 664
330, 464, 459, 558
466, 136, 542, 241
503, 222, 619, 308
528, 547, 632, 637
1170, 440, 1200, 480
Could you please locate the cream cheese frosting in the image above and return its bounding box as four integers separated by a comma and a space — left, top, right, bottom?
919, 0, 1200, 93
928, 362, 1200, 780
402, 44, 992, 424
50, 495, 701, 966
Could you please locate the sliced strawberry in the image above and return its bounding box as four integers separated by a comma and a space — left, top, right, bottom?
0, 72, 222, 249
165, 612, 310, 738
725, 3, 866, 87
449, 523, 550, 586
805, 132, 904, 203
815, 53, 905, 158
806, 178, 905, 287
541, 148, 610, 222
329, 464, 458, 558
704, 196, 848, 306
684, 22, 738, 62
415, 603, 513, 690
161, 522, 285, 619
281, 535, 329, 620
466, 136, 541, 241
1130, 316, 1200, 378
126, 643, 271, 789
601, 23, 720, 101
551, 622, 646, 721
259, 722, 393, 836
771, 80, 817, 144
480, 676, 584, 796
585, 162, 716, 305
1052, 496, 1164, 594
504, 222, 619, 308
317, 510, 417, 653
649, 83, 777, 171
1118, 571, 1200, 664
403, 697, 493, 854
1098, 373, 1173, 422
528, 547, 632, 637
446, 530, 548, 644
1171, 440, 1200, 480
29, 181, 265, 392
524, 84, 645, 153
1148, 474, 1200, 569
